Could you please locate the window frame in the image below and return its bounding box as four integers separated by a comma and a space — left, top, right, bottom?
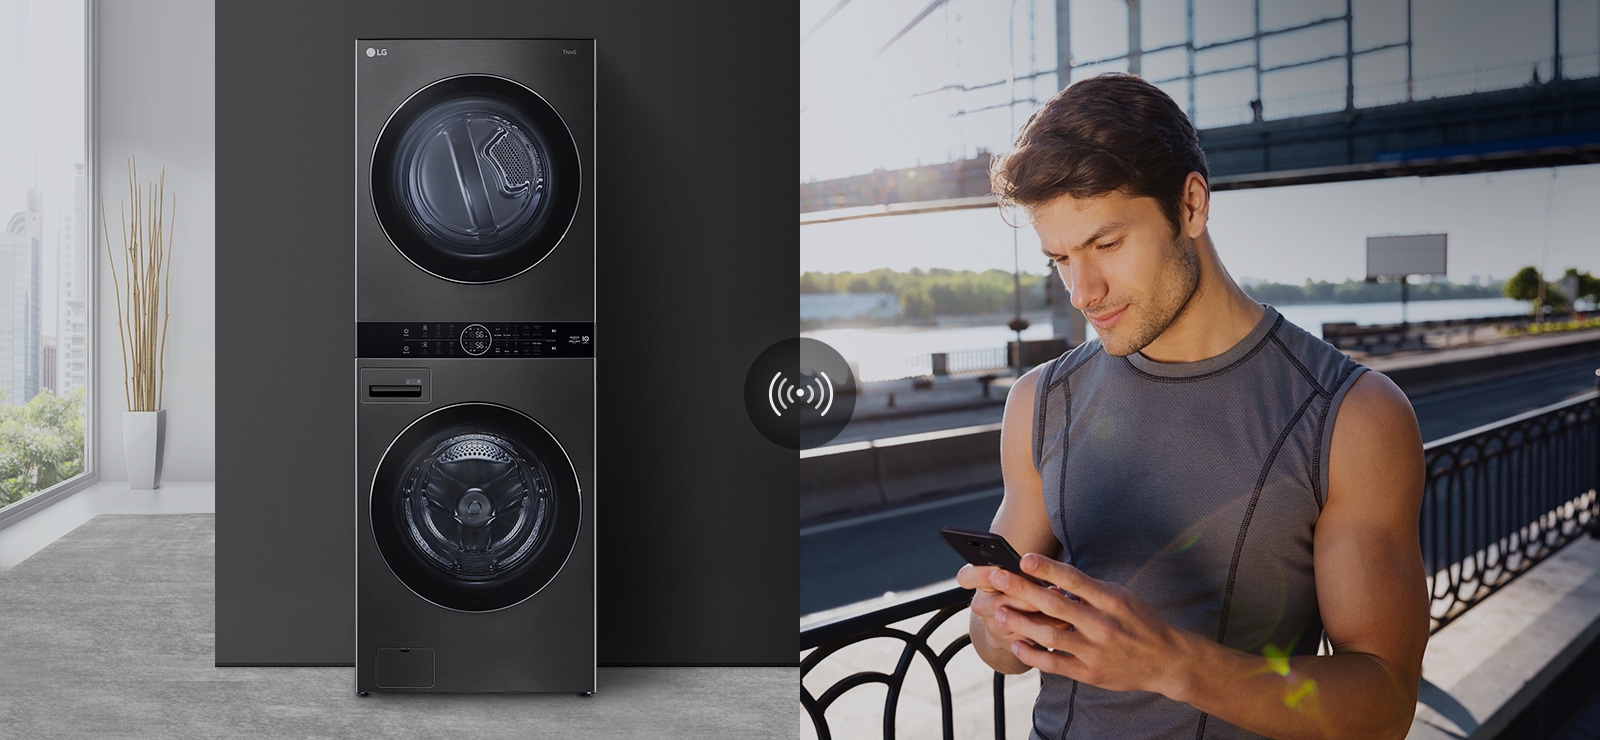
0, 0, 97, 531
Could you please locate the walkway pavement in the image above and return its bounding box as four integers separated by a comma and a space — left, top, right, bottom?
1409, 535, 1600, 738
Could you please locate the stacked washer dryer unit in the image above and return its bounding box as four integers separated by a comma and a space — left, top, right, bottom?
355, 39, 594, 695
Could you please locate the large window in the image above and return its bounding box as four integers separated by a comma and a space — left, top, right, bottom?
0, 0, 91, 513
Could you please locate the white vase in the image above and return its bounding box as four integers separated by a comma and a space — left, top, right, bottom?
124, 409, 166, 489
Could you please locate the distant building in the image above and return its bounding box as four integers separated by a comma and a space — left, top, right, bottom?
800, 292, 903, 322
40, 335, 56, 396
1, 190, 44, 404
58, 164, 88, 394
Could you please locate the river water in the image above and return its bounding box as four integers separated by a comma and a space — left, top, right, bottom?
804, 297, 1530, 382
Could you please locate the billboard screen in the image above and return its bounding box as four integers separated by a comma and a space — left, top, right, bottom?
1367, 234, 1447, 279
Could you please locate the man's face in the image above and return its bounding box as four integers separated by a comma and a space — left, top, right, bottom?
1033, 191, 1200, 357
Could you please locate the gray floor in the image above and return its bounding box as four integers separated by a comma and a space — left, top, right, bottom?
0, 515, 795, 738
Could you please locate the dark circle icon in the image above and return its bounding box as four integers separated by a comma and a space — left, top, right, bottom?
744, 338, 856, 450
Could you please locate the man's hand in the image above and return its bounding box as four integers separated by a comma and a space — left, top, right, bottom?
986, 553, 1196, 698
955, 563, 1071, 654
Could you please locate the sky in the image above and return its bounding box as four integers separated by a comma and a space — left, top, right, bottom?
799, 0, 1600, 286
0, 0, 87, 334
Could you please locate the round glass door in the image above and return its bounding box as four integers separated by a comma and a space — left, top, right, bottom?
371, 74, 581, 283
371, 403, 581, 611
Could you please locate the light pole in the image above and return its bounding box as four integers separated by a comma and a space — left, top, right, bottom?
1009, 228, 1030, 371
1006, 0, 1031, 373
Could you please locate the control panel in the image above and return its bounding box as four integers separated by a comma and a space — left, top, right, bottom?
357, 322, 594, 359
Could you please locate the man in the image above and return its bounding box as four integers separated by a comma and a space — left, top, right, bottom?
954, 74, 1428, 739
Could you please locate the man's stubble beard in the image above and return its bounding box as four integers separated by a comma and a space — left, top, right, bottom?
1096, 233, 1201, 357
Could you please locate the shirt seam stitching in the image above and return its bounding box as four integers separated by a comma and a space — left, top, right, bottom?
1313, 363, 1362, 509
1122, 314, 1284, 384
1269, 333, 1331, 397
1215, 390, 1318, 646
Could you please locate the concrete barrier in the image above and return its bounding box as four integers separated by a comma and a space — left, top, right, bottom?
799, 441, 885, 520
1010, 338, 1071, 367
799, 425, 1002, 520
875, 425, 1002, 505
1377, 332, 1600, 397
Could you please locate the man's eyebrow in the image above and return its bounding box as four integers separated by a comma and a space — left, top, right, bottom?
1041, 221, 1131, 258
1073, 221, 1130, 251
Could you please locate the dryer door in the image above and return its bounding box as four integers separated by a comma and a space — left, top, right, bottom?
370, 403, 581, 612
371, 74, 581, 284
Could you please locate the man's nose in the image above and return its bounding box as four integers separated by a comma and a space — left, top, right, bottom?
1065, 262, 1104, 311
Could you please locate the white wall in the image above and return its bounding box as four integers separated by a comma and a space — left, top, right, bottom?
95, 0, 215, 481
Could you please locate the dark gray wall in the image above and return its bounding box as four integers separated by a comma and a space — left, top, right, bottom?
217, 2, 797, 666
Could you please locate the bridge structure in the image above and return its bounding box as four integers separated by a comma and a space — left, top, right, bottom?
800, 0, 1600, 223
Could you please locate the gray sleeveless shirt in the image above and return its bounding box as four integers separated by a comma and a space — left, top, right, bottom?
1027, 305, 1366, 740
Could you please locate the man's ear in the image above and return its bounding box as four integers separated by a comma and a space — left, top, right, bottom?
1181, 172, 1209, 239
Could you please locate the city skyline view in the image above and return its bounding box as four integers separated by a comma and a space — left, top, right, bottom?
1, 0, 88, 512
1, 0, 87, 407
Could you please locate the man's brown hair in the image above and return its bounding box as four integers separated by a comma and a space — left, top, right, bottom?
991, 73, 1209, 235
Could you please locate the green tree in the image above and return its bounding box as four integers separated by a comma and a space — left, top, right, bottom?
900, 284, 934, 320
871, 270, 896, 294
1504, 266, 1546, 313
1544, 283, 1571, 312
1304, 279, 1336, 303
0, 387, 86, 506
1561, 268, 1600, 306
799, 272, 829, 294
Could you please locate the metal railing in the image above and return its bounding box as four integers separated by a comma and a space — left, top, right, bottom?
910, 348, 1011, 379
1320, 313, 1532, 354
800, 391, 1600, 740
1422, 391, 1600, 631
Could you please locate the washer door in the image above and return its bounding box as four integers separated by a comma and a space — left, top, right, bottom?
371, 403, 581, 612
371, 74, 581, 284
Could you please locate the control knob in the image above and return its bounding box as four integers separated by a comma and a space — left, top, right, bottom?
460, 324, 493, 356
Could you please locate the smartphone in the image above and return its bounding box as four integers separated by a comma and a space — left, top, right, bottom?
940, 526, 1050, 587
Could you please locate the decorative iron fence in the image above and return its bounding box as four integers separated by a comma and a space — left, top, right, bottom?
1421, 391, 1600, 631
800, 391, 1600, 740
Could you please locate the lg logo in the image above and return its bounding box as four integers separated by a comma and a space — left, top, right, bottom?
365, 47, 388, 58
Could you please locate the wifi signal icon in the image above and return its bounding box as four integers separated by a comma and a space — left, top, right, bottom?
767, 371, 835, 418
745, 338, 854, 449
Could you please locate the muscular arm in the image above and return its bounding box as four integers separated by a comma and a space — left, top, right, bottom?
992, 371, 1429, 738
959, 365, 1063, 674
1166, 371, 1429, 737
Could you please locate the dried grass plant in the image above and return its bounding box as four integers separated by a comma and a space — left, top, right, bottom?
101, 158, 175, 413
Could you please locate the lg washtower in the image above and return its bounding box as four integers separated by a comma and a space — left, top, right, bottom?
355, 38, 595, 694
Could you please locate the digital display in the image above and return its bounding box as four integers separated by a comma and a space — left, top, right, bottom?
357, 322, 594, 359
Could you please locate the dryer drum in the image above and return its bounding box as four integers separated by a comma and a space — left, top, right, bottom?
395, 100, 549, 253
370, 74, 582, 284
